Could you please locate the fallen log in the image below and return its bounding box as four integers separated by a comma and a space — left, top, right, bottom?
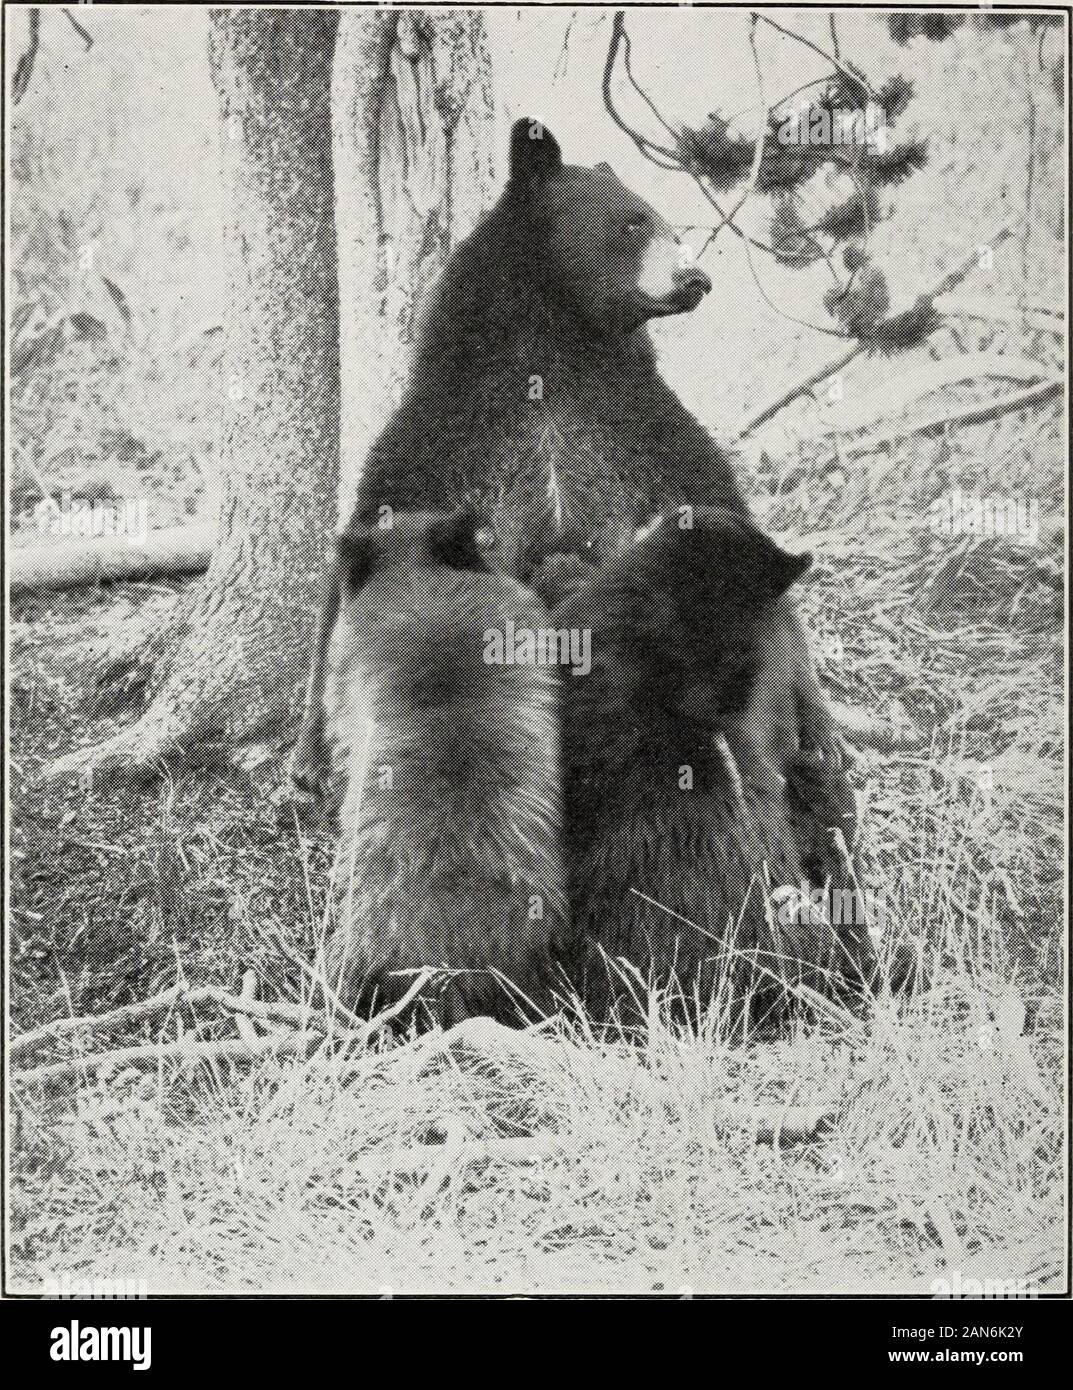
820, 353, 1051, 436
843, 377, 1062, 459
10, 521, 214, 597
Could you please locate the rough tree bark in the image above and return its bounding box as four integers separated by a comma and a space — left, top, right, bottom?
332, 8, 494, 513
48, 8, 494, 783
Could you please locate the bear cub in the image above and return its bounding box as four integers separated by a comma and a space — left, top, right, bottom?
553, 507, 878, 1029
323, 510, 567, 1027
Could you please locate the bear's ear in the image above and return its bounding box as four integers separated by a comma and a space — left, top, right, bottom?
427, 508, 496, 571
760, 541, 812, 599
510, 118, 563, 183
336, 529, 375, 593
711, 516, 811, 603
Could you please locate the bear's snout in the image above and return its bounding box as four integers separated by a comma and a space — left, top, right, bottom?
672, 265, 713, 301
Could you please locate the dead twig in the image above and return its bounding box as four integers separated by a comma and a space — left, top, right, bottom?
351, 1134, 568, 1185
61, 8, 94, 49
12, 8, 93, 106
755, 13, 875, 102
11, 968, 438, 1080
353, 1104, 836, 1188
233, 970, 262, 1048
14, 1034, 317, 1089
11, 983, 315, 1057
739, 346, 863, 439
601, 12, 678, 164
750, 1105, 838, 1145
843, 378, 1062, 459
737, 219, 1022, 439
699, 15, 768, 252
12, 9, 40, 105
602, 12, 777, 258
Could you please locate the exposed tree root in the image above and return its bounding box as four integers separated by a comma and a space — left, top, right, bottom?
82, 601, 188, 718
41, 581, 312, 786
44, 706, 196, 789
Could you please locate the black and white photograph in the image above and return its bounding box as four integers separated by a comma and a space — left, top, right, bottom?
5, 3, 1068, 1303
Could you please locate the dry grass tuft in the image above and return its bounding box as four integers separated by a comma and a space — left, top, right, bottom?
11, 944, 1062, 1293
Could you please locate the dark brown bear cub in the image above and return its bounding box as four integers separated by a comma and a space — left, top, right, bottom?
553, 507, 877, 1031
323, 510, 567, 1027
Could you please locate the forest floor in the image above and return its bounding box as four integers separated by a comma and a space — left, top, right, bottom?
9, 366, 1065, 1293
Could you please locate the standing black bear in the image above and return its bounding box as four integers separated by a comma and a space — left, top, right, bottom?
323, 510, 567, 1026
553, 507, 878, 1029
292, 118, 842, 794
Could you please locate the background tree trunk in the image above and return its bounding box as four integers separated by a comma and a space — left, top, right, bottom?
49, 8, 494, 783
333, 8, 495, 512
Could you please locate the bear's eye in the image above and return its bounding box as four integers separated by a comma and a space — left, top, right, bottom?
622, 217, 647, 235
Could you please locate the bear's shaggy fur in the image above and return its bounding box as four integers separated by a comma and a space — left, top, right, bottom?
295, 119, 841, 793
323, 511, 567, 1026
553, 507, 877, 1029
353, 120, 736, 580
292, 118, 840, 794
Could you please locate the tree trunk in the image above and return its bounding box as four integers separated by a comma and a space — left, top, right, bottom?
333, 8, 494, 512
48, 8, 494, 784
